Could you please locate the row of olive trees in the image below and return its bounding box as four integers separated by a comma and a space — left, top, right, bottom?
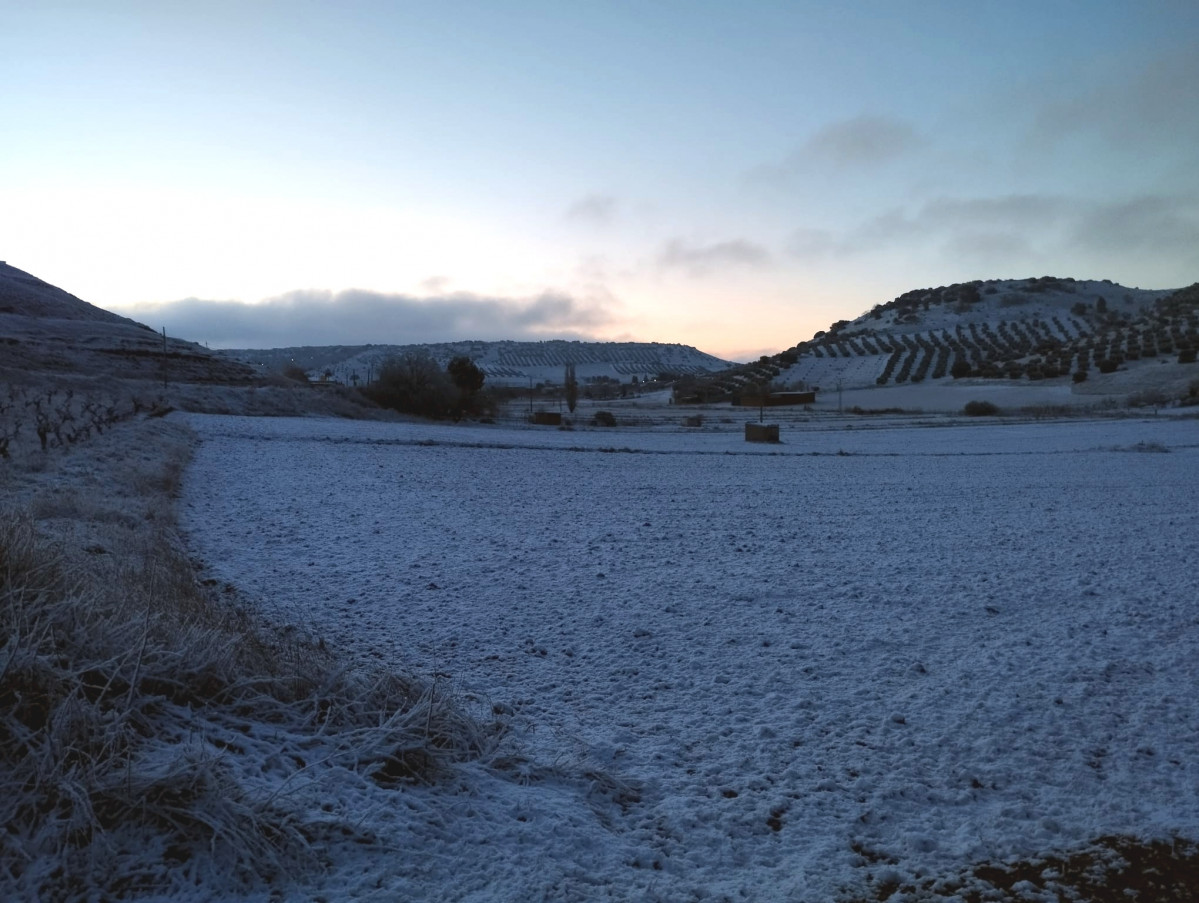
361, 351, 488, 419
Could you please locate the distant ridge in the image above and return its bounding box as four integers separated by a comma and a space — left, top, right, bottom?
222, 339, 736, 386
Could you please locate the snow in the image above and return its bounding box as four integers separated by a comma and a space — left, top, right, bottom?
179, 413, 1199, 901
779, 278, 1182, 396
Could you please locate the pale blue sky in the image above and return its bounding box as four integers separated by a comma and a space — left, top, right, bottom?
3, 1, 1196, 358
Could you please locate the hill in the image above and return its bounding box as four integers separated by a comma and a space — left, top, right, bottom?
0, 260, 150, 325
0, 261, 256, 385
221, 339, 735, 387
680, 276, 1199, 408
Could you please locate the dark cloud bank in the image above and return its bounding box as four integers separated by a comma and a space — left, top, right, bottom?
140, 288, 614, 349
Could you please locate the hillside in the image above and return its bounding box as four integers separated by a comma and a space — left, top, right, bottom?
0, 262, 255, 385
0, 260, 151, 325
221, 339, 735, 387
680, 277, 1199, 406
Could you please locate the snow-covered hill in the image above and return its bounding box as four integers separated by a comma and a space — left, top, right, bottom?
688, 277, 1198, 407
0, 260, 149, 325
0, 262, 255, 384
222, 339, 736, 387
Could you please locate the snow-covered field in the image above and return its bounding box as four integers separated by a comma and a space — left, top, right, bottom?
180, 413, 1199, 901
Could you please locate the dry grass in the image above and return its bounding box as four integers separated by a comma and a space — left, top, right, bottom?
166, 380, 394, 419
0, 413, 504, 900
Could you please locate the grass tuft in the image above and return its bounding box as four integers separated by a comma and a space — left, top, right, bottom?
0, 415, 505, 900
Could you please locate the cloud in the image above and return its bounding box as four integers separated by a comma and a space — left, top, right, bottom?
842, 195, 1072, 256
786, 227, 838, 260
565, 193, 618, 225
942, 230, 1035, 263
749, 115, 924, 185
131, 287, 618, 348
919, 195, 1071, 229
801, 115, 925, 168
1027, 46, 1199, 157
1067, 195, 1199, 257
786, 192, 1199, 274
657, 238, 770, 276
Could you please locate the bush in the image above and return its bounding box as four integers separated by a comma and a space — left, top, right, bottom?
1073, 370, 1088, 383
363, 351, 456, 418
1182, 379, 1199, 406
593, 410, 617, 427
1179, 348, 1197, 364
1128, 389, 1167, 409
963, 400, 1000, 416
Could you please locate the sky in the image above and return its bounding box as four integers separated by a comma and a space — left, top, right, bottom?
3, 1, 1197, 360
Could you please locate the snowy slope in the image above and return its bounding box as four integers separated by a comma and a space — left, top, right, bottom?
180, 413, 1199, 901
0, 260, 147, 325
780, 278, 1178, 392
0, 262, 257, 384
694, 278, 1196, 407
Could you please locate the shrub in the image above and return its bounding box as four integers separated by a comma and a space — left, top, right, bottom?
1128, 389, 1167, 409
1073, 370, 1088, 383
1179, 348, 1197, 364
1097, 358, 1119, 374
1182, 379, 1199, 406
593, 410, 617, 427
447, 355, 485, 400
963, 400, 1000, 416
363, 351, 456, 418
